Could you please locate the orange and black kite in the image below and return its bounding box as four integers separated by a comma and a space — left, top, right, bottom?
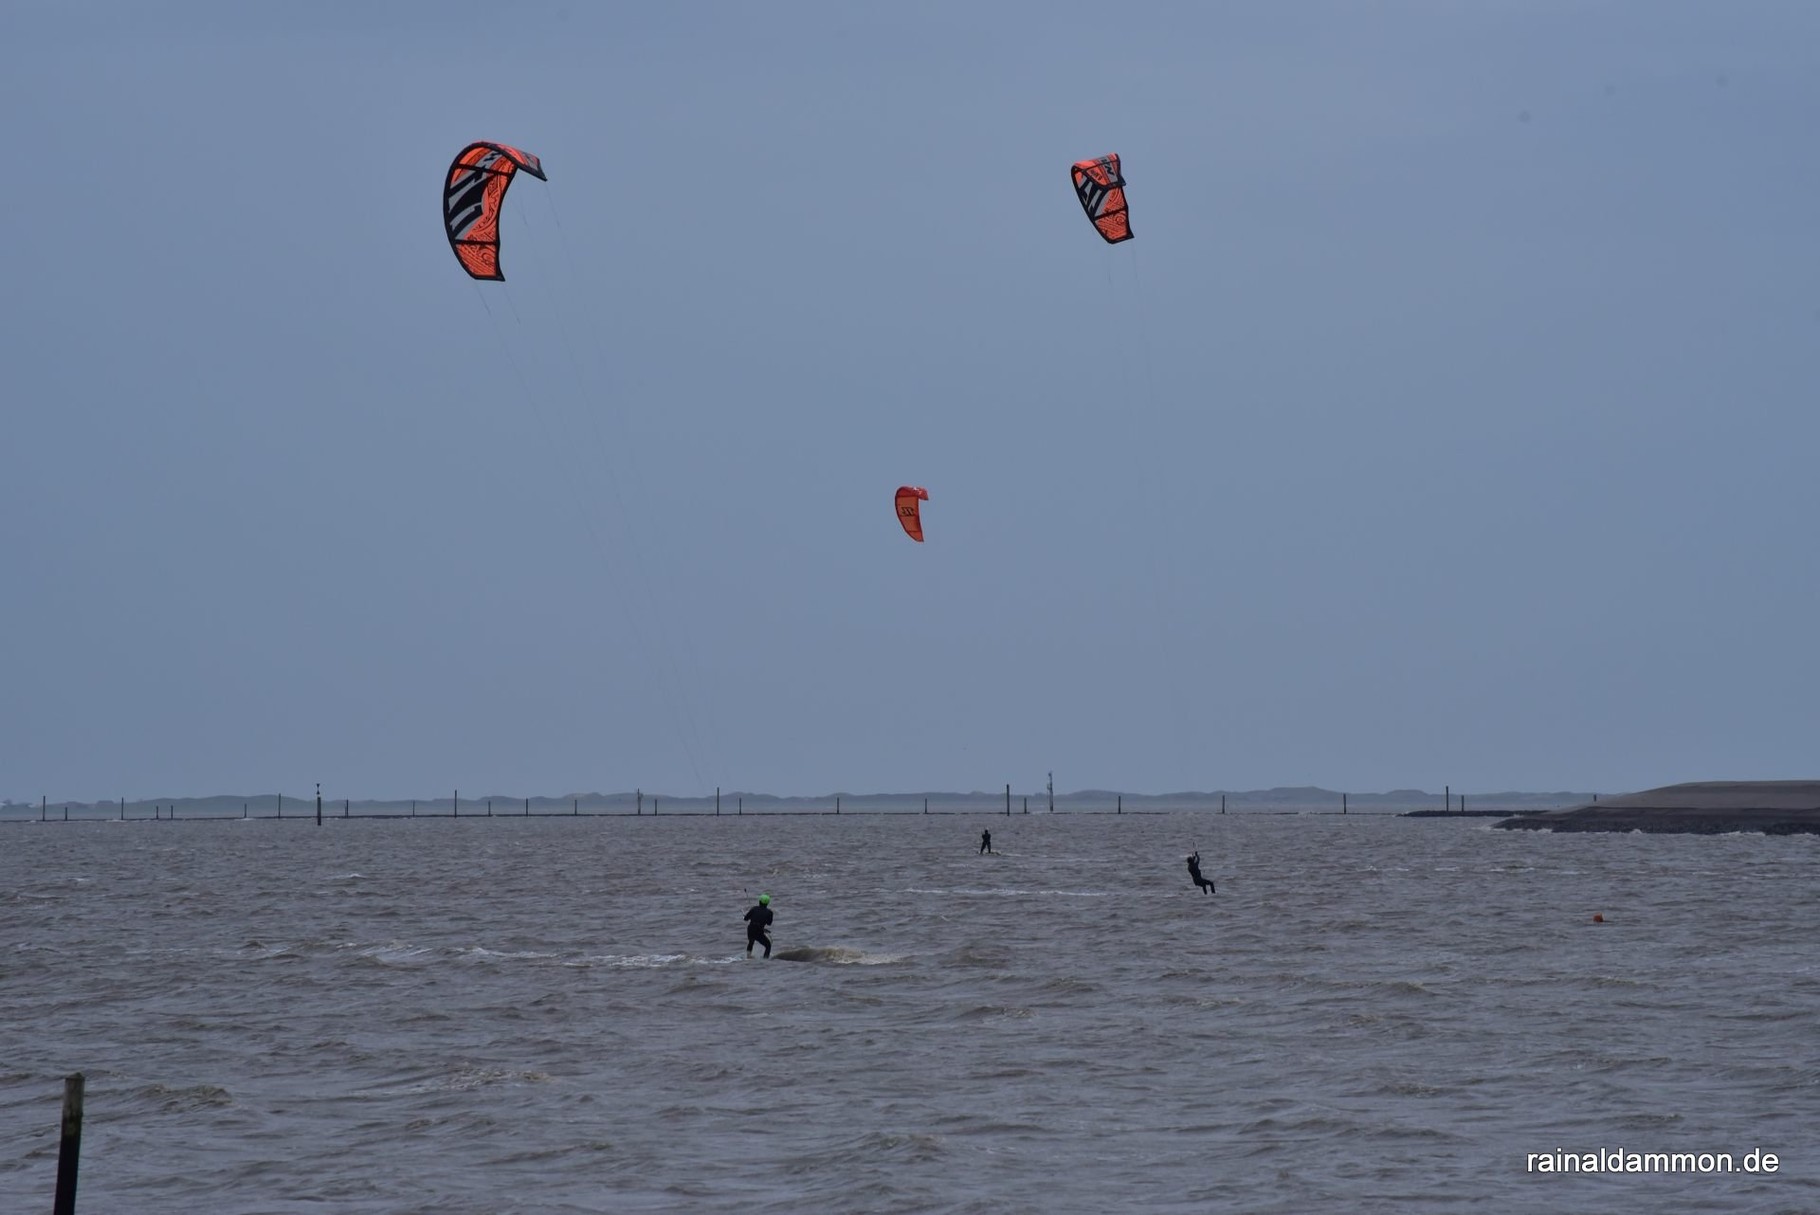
895, 486, 929, 543
1070, 153, 1131, 244
443, 142, 547, 280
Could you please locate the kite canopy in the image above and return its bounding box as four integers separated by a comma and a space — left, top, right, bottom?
443, 141, 547, 280
1070, 153, 1132, 244
895, 486, 929, 543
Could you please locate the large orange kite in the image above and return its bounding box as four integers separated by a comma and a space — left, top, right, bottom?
1070, 153, 1132, 244
443, 142, 547, 280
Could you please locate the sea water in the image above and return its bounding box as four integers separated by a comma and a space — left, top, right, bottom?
1, 812, 1814, 1213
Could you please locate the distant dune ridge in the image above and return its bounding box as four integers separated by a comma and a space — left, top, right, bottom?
1496, 781, 1820, 835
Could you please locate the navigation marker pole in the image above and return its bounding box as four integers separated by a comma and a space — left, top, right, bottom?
53, 1073, 83, 1215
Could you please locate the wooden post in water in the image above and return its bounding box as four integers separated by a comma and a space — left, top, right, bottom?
1022, 797, 1027, 814
41, 795, 46, 821
277, 794, 283, 820
1004, 784, 1010, 816
1343, 793, 1347, 815
835, 796, 840, 815
53, 1072, 83, 1215
716, 787, 720, 816
345, 799, 349, 818
487, 799, 492, 817
243, 803, 247, 818
738, 797, 743, 816
637, 789, 642, 816
1461, 793, 1467, 815
525, 797, 529, 816
923, 798, 928, 815
1048, 772, 1053, 814
573, 797, 578, 815
316, 783, 322, 828
1117, 794, 1122, 814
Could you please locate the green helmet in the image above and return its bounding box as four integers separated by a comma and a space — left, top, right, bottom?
758, 893, 771, 905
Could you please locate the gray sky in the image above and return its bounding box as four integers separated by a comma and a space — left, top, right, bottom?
5, 2, 1818, 802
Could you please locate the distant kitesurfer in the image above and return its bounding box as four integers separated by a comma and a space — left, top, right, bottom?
744, 893, 774, 957
1186, 851, 1213, 894
980, 829, 993, 855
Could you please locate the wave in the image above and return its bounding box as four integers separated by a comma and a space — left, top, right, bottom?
770, 945, 900, 965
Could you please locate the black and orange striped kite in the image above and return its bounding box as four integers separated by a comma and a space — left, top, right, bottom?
443, 141, 547, 281
1070, 153, 1132, 244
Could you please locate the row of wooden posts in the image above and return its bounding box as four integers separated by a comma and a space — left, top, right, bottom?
14, 785, 1496, 822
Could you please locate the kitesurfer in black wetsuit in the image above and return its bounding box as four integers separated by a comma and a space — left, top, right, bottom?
744, 893, 774, 957
1186, 851, 1213, 894
979, 829, 993, 855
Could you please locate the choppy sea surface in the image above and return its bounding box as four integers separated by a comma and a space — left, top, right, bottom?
1, 812, 1814, 1214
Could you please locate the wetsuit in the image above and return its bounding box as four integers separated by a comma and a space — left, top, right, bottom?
1186, 852, 1213, 894
980, 830, 992, 855
744, 902, 774, 956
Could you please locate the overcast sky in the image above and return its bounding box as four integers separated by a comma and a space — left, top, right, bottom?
5, 2, 1818, 802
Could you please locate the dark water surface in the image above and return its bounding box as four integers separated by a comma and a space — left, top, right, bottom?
2, 813, 1814, 1213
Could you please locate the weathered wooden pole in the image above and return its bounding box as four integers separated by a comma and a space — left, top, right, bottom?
345, 798, 350, 818
316, 783, 322, 827
53, 1072, 83, 1215
637, 788, 642, 816
1022, 796, 1028, 814
923, 798, 928, 815
524, 797, 529, 816
835, 796, 840, 815
1047, 772, 1053, 814
1005, 784, 1010, 816
277, 794, 283, 820
487, 799, 492, 817
1342, 792, 1347, 815
716, 787, 720, 816
453, 789, 458, 818
1117, 794, 1122, 814
738, 796, 743, 815
1445, 784, 1450, 814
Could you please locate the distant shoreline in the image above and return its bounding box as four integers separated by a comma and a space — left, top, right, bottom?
1494, 781, 1820, 836
0, 786, 1592, 822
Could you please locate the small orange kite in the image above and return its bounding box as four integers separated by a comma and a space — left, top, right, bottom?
895, 486, 929, 542
1070, 153, 1132, 244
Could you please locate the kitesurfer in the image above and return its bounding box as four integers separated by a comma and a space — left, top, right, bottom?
979, 829, 993, 855
1186, 851, 1213, 894
744, 893, 774, 957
